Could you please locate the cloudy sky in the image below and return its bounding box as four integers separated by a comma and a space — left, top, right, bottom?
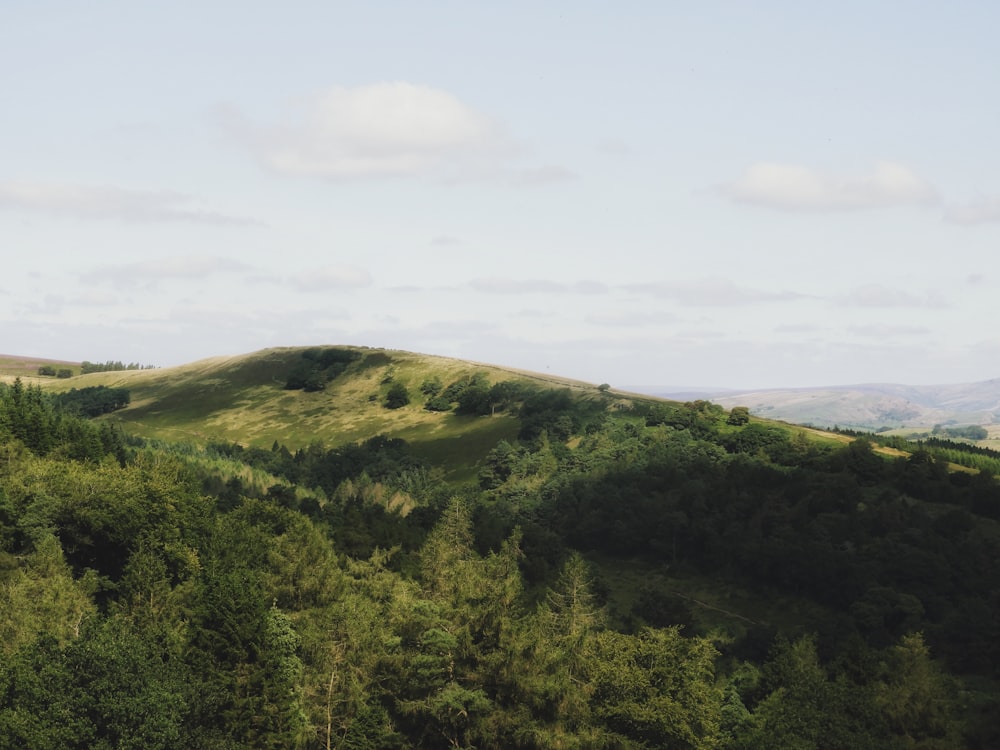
3, 2, 999, 388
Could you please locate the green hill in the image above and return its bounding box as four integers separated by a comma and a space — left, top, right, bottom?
38, 346, 634, 481
0, 353, 81, 381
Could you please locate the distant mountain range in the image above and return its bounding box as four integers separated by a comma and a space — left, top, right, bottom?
627, 379, 1000, 429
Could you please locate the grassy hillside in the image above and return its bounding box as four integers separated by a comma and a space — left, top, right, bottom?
0, 353, 81, 382
38, 346, 625, 480
32, 346, 927, 476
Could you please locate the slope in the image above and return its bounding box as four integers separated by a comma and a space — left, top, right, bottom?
38, 346, 623, 480
656, 379, 1000, 431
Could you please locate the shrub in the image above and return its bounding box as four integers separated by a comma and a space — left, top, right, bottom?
384, 382, 410, 409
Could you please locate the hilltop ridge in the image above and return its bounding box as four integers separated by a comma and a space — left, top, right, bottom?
29, 346, 645, 481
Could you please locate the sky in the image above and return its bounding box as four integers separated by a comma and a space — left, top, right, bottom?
2, 1, 999, 389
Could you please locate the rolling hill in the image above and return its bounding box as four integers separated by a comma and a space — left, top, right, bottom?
19, 346, 941, 473
635, 378, 1000, 432
0, 353, 81, 380
31, 346, 635, 481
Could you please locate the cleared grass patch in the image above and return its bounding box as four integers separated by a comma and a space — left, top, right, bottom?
403, 415, 520, 482
590, 554, 835, 640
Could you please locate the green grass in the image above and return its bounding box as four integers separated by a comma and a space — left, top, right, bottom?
0, 354, 81, 382
401, 415, 521, 482
590, 554, 835, 640
23, 344, 872, 482
31, 346, 622, 478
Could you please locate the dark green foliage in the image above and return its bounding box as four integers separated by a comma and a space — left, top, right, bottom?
426, 373, 524, 416
0, 635, 97, 749
835, 426, 1000, 474
478, 439, 524, 490
455, 383, 490, 415
645, 399, 726, 439
727, 405, 751, 426
518, 387, 604, 440
451, 379, 524, 416
433, 372, 485, 412
723, 422, 790, 455
35, 365, 74, 378
52, 386, 131, 417
487, 381, 521, 414
632, 584, 696, 630
441, 374, 483, 402
63, 617, 191, 749
202, 436, 435, 557
384, 382, 410, 409
0, 379, 126, 461
1, 374, 998, 747
419, 376, 443, 397
589, 628, 722, 747
284, 347, 360, 391
423, 395, 452, 412
80, 360, 155, 374
933, 423, 989, 440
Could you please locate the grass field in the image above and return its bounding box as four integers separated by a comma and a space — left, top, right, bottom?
24, 346, 618, 479
0, 353, 81, 383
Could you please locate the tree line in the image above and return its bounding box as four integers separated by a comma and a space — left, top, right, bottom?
80, 360, 157, 374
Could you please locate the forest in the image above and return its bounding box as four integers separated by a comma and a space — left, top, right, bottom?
0, 372, 998, 748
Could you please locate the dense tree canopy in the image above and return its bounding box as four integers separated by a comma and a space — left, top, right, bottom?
0, 375, 997, 747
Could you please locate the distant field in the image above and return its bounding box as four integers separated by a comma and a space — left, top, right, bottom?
0, 353, 81, 382
883, 424, 1000, 453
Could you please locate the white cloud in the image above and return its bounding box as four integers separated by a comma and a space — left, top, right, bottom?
586, 310, 676, 327
167, 304, 350, 328
469, 278, 608, 294
0, 181, 257, 225
625, 278, 805, 306
470, 278, 564, 294
848, 323, 929, 337
774, 323, 824, 333
719, 161, 939, 212
21, 294, 66, 315
288, 265, 373, 291
574, 280, 609, 295
595, 138, 629, 156
944, 196, 1000, 225
82, 256, 252, 287
839, 284, 948, 309
226, 82, 579, 184
240, 82, 517, 180
430, 235, 462, 246
72, 290, 118, 307
510, 165, 580, 187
